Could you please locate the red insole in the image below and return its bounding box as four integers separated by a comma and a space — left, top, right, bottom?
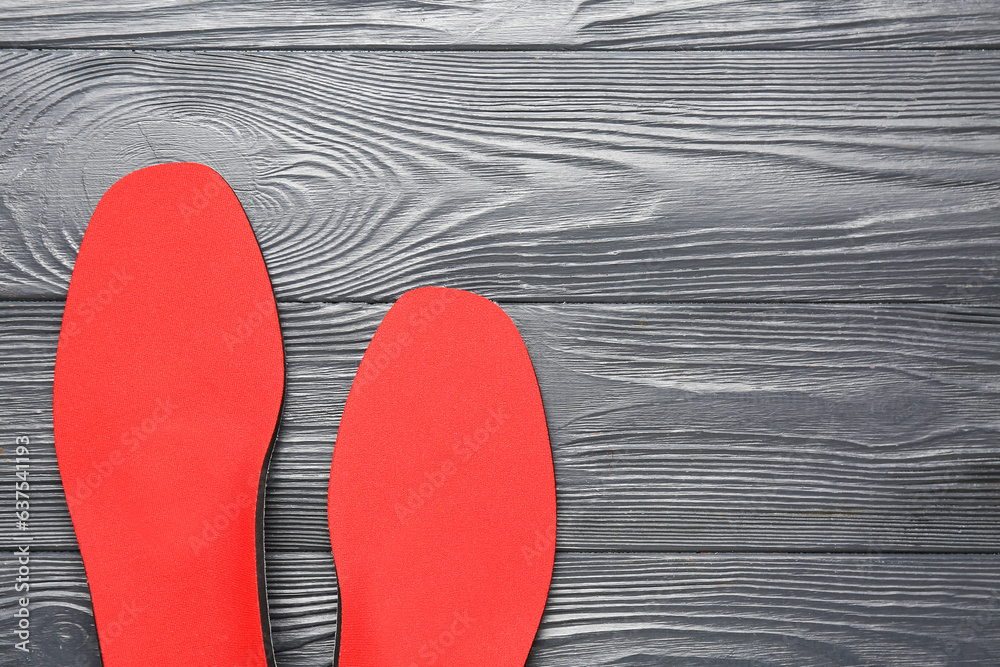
328, 287, 556, 666
53, 163, 284, 666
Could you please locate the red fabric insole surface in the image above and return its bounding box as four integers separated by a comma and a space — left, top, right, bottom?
328, 287, 556, 667
53, 163, 284, 666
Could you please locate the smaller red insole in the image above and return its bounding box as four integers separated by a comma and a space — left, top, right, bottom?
328, 287, 556, 666
53, 163, 284, 665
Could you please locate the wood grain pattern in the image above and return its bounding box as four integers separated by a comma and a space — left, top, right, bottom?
3, 301, 998, 552
1, 0, 1000, 49
2, 16, 1000, 663
2, 551, 999, 666
2, 51, 999, 303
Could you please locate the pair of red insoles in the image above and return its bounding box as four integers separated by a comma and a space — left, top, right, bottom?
53, 163, 556, 665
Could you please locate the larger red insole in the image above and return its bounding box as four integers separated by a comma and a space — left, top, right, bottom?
328, 287, 556, 666
53, 163, 284, 665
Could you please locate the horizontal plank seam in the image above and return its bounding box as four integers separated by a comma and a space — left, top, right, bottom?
3, 298, 1000, 308
9, 548, 1000, 556
1, 46, 999, 54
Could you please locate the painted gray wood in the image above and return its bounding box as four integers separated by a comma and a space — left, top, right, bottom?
3, 300, 998, 553
2, 550, 999, 666
1, 0, 1000, 50
2, 50, 1000, 303
2, 4, 1000, 663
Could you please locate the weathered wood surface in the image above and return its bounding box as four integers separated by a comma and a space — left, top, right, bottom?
1, 0, 1000, 50
2, 4, 1000, 663
4, 300, 998, 553
2, 50, 1000, 303
2, 550, 999, 666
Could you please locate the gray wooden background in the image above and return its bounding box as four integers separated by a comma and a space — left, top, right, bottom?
2, 2, 1000, 665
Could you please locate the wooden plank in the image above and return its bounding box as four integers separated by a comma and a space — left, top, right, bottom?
1, 50, 999, 303
2, 301, 998, 552
1, 1, 999, 50
0, 551, 337, 666
1, 551, 998, 666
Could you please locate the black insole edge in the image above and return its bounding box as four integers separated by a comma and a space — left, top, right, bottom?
332, 593, 343, 667
256, 384, 285, 667
252, 190, 286, 667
